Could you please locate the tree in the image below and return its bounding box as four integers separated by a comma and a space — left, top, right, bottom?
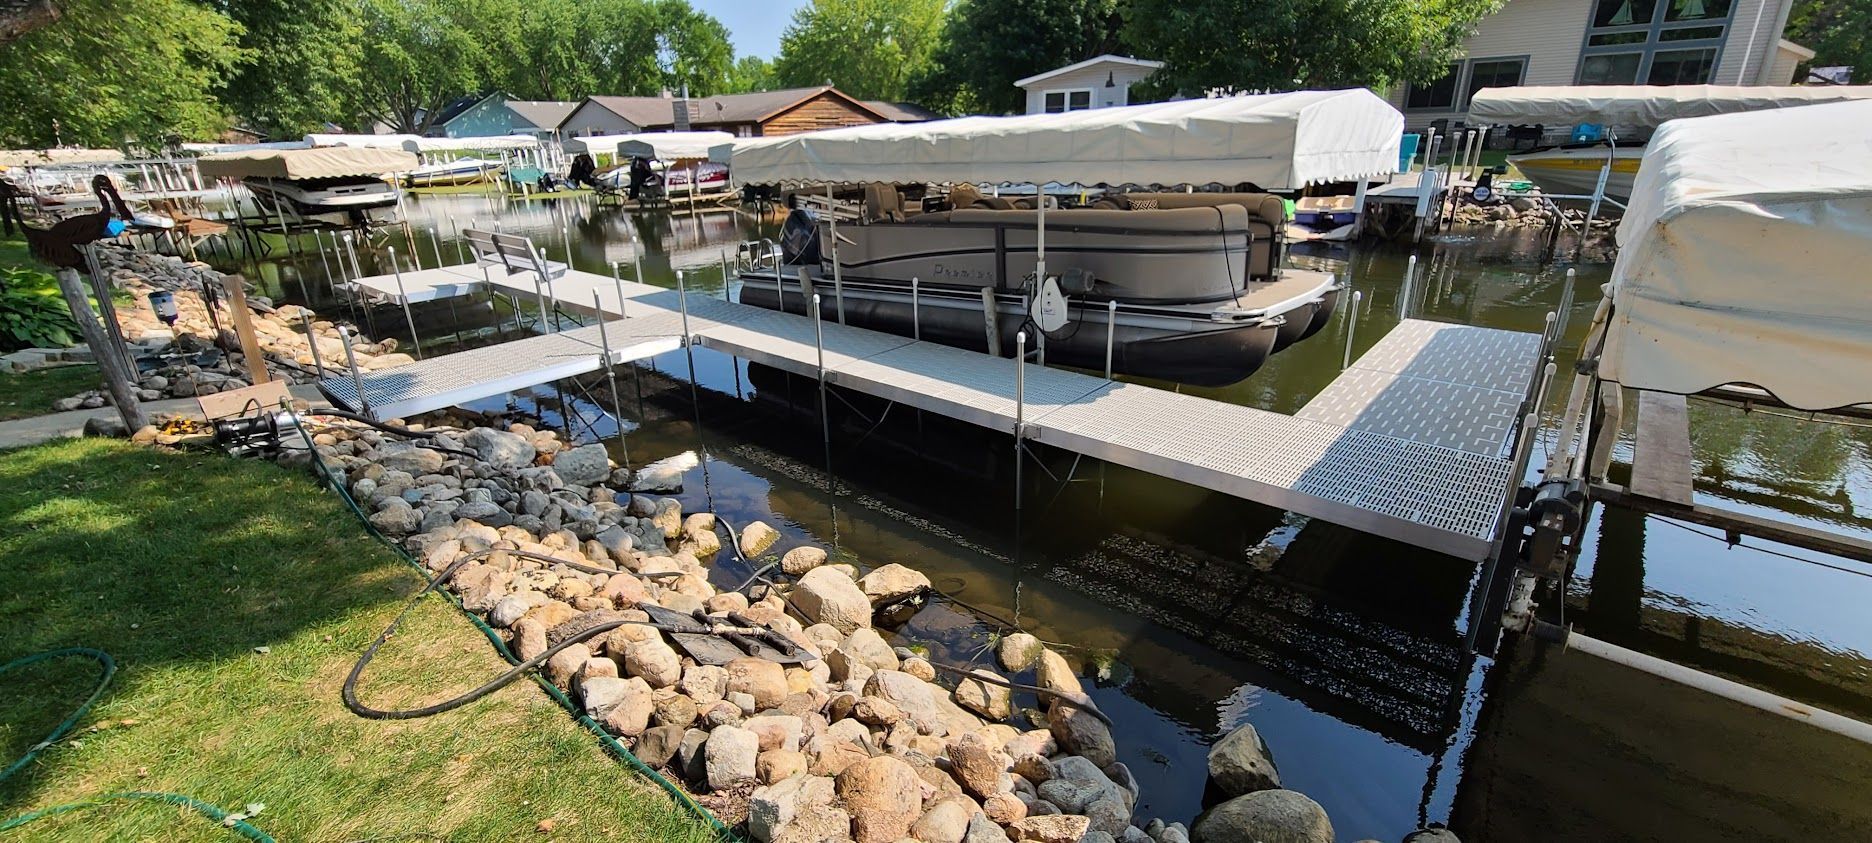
1785, 0, 1870, 83
772, 0, 947, 101
654, 0, 736, 96
214, 0, 362, 137
1125, 0, 1502, 96
347, 0, 502, 134
909, 0, 1125, 115
0, 0, 247, 147
724, 55, 777, 93
0, 0, 59, 46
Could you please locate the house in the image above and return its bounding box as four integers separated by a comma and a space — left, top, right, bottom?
1014, 55, 1164, 115
558, 87, 909, 139
429, 92, 579, 139
1388, 0, 1812, 132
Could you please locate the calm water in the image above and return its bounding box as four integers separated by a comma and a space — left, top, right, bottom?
235, 193, 1872, 842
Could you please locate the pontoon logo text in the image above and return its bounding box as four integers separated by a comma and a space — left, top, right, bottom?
931, 263, 989, 280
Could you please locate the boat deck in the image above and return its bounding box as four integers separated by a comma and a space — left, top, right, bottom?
318, 265, 1542, 559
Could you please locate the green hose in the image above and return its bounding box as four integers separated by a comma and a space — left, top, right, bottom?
0, 649, 274, 840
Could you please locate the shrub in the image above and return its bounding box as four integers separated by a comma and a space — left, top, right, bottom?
0, 266, 78, 350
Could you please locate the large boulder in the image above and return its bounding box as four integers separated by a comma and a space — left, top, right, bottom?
464, 426, 535, 468
1049, 706, 1116, 769
946, 730, 1012, 800
375, 441, 444, 475
857, 563, 930, 606
996, 633, 1042, 673
1033, 649, 1082, 699
792, 566, 873, 634
963, 813, 1012, 843
1191, 790, 1332, 843
634, 724, 687, 768
551, 443, 612, 486
836, 755, 923, 843
1207, 722, 1279, 796
954, 670, 1013, 721
911, 797, 976, 843
865, 670, 945, 735
836, 627, 900, 674
705, 725, 761, 791
622, 637, 683, 688
599, 677, 656, 737
741, 520, 781, 555
1010, 815, 1091, 843
748, 772, 837, 843
726, 657, 789, 710
781, 545, 827, 575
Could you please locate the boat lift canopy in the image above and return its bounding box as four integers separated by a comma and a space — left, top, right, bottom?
304, 133, 425, 150
402, 135, 541, 153
1468, 85, 1872, 127
616, 131, 735, 161
1601, 99, 1872, 411
180, 141, 313, 155
717, 89, 1403, 189
0, 148, 125, 167
198, 146, 419, 180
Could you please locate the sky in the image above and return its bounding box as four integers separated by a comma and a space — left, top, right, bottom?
691, 0, 812, 60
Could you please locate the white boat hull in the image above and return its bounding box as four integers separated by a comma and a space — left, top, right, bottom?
1508, 145, 1642, 201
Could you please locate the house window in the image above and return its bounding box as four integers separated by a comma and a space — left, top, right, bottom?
1044, 89, 1093, 113
1579, 0, 1734, 85
1465, 58, 1527, 105
1405, 63, 1461, 111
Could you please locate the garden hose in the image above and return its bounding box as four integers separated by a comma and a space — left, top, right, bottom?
0, 648, 274, 841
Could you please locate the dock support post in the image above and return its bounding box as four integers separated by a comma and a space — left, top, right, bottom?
338, 325, 372, 420
451, 214, 466, 263
1401, 254, 1418, 319
611, 261, 629, 319
631, 232, 645, 293
720, 249, 732, 301
1014, 330, 1027, 511
1342, 291, 1364, 369
593, 291, 630, 468
388, 246, 423, 359
1557, 267, 1577, 338
911, 277, 921, 341
1104, 300, 1118, 380
676, 269, 697, 385
812, 293, 831, 468
827, 186, 846, 324
980, 287, 1002, 356
301, 312, 327, 379
430, 225, 446, 269
1350, 179, 1368, 240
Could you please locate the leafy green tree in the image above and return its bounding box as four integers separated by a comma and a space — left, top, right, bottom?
908, 0, 1125, 115
1125, 0, 1502, 96
214, 0, 362, 137
0, 0, 247, 147
772, 0, 947, 100
347, 0, 502, 134
654, 0, 736, 96
724, 55, 777, 93
1785, 0, 1870, 82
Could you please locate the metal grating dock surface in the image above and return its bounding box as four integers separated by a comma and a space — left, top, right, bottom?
327, 268, 1539, 559
348, 264, 493, 305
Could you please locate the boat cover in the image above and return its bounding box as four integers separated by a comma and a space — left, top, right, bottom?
616, 131, 736, 161
720, 89, 1402, 189
0, 148, 125, 167
403, 135, 540, 153
304, 133, 424, 150
567, 131, 736, 160
1601, 100, 1872, 410
198, 146, 419, 179
180, 141, 313, 154
1469, 85, 1872, 127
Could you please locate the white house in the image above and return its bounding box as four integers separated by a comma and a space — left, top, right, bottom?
1015, 55, 1165, 115
1387, 0, 1812, 131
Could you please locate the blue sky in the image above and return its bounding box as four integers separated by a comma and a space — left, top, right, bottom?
692, 0, 812, 59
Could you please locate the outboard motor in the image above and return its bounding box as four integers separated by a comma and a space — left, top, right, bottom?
778, 207, 823, 266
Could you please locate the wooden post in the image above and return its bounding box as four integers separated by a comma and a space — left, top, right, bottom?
219, 274, 273, 385
53, 267, 149, 431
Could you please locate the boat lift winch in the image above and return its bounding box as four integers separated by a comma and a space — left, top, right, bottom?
1468, 98, 1872, 746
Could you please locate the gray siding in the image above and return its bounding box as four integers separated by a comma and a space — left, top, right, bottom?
1019, 64, 1157, 114
1385, 0, 1591, 131
560, 102, 641, 137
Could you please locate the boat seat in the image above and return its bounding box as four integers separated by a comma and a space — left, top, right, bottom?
972, 195, 1015, 210
1111, 192, 1286, 279
864, 183, 906, 222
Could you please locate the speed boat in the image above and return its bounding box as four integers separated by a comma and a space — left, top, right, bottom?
244, 175, 400, 225
403, 157, 497, 188
197, 145, 415, 227
1507, 142, 1642, 201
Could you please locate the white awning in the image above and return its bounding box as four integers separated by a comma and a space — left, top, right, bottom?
198, 146, 419, 180
1468, 85, 1872, 127
616, 131, 736, 161
403, 135, 541, 153
304, 133, 425, 150
0, 148, 124, 167
1600, 99, 1872, 411
720, 90, 1403, 189
180, 141, 313, 155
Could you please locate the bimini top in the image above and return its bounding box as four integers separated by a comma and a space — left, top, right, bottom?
616, 131, 735, 161
1600, 99, 1872, 411
304, 133, 425, 150
719, 89, 1403, 189
403, 135, 541, 153
566, 131, 736, 160
198, 146, 419, 180
1468, 85, 1872, 127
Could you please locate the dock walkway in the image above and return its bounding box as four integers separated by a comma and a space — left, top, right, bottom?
317, 265, 1543, 559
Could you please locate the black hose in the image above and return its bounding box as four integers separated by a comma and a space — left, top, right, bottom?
305, 408, 480, 459
924, 659, 1113, 728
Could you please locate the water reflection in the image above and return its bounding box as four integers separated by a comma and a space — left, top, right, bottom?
217, 192, 1872, 841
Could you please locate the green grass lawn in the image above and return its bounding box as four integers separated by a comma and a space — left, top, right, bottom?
0, 365, 101, 421
0, 438, 718, 842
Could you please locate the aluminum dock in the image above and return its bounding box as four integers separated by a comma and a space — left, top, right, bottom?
317, 265, 1545, 560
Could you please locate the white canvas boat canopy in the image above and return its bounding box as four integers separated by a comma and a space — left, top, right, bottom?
0, 148, 124, 167
403, 135, 540, 153
304, 133, 424, 150
1601, 100, 1872, 411
719, 89, 1403, 189
615, 131, 735, 161
180, 141, 313, 155
198, 146, 419, 180
1469, 85, 1872, 127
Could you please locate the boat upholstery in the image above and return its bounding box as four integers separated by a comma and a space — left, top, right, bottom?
1109, 192, 1285, 278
